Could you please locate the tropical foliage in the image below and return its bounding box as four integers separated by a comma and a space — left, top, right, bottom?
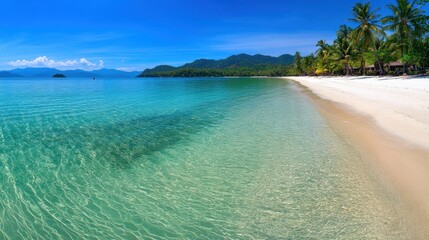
309, 0, 429, 76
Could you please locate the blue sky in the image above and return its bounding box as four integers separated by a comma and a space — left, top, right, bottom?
0, 0, 427, 71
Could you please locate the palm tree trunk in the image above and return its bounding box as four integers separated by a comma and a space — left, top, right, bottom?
361, 58, 366, 75
345, 63, 350, 76
379, 61, 385, 75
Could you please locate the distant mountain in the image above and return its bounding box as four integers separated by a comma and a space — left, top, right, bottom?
182, 54, 294, 69
10, 67, 58, 77
139, 53, 295, 77
139, 65, 177, 76
0, 71, 21, 77
6, 67, 139, 78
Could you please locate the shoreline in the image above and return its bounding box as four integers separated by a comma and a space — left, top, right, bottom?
286, 76, 429, 150
287, 76, 429, 238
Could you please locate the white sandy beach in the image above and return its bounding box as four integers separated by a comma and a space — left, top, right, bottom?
287, 76, 429, 238
286, 76, 429, 150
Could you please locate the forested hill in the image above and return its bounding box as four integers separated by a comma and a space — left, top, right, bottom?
138, 53, 295, 77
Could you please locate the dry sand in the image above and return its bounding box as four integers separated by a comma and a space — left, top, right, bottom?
287, 76, 429, 238
288, 76, 429, 150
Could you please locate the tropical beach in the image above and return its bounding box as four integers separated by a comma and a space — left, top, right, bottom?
1, 0, 429, 239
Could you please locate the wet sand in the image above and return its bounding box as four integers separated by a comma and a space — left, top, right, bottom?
289, 77, 429, 239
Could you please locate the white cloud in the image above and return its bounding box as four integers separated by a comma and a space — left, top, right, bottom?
8, 56, 104, 69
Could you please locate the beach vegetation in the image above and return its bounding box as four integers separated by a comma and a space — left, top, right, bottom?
308, 0, 429, 76
382, 0, 428, 73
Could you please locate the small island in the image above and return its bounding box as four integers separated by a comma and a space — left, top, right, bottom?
52, 73, 66, 78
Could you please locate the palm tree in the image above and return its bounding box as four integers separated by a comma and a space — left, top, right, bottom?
381, 0, 426, 72
302, 54, 317, 75
315, 40, 330, 59
294, 51, 303, 75
333, 25, 355, 75
371, 38, 400, 74
349, 2, 384, 75
337, 24, 353, 40
315, 40, 333, 74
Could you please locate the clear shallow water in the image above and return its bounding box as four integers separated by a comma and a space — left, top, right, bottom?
0, 77, 408, 239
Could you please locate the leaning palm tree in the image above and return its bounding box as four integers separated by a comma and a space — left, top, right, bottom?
349, 2, 384, 75
381, 0, 426, 62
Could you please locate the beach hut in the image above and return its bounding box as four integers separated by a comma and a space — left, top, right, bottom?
387, 61, 405, 75
387, 61, 404, 69
366, 61, 407, 75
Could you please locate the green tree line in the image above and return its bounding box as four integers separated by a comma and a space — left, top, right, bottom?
139, 65, 295, 77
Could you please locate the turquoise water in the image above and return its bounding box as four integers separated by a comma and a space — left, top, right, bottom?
0, 77, 408, 239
